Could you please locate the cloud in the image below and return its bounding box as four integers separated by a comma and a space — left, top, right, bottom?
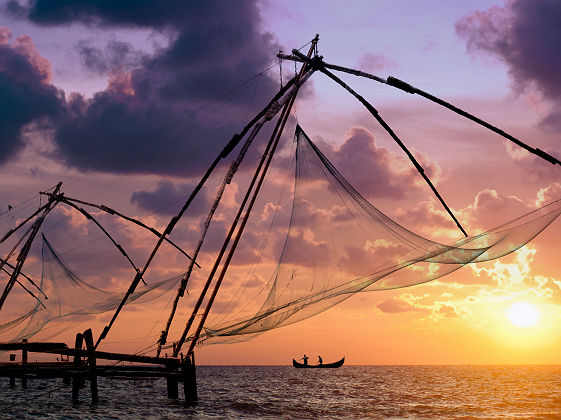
130, 180, 212, 217
377, 296, 429, 314
536, 182, 561, 207
377, 293, 464, 320
461, 188, 529, 230
317, 126, 446, 200
456, 0, 561, 130
0, 26, 64, 163
395, 199, 457, 236
357, 53, 397, 73
76, 39, 145, 75
5, 1, 282, 175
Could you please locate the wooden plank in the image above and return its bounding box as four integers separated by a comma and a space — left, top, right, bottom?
72, 333, 83, 402
0, 342, 68, 351
21, 339, 27, 389
0, 341, 179, 367
83, 329, 98, 404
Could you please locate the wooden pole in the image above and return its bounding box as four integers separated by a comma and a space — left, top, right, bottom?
21, 338, 27, 389
279, 51, 560, 167
72, 333, 83, 403
83, 329, 98, 404
184, 35, 320, 357
166, 373, 179, 399
60, 196, 198, 265
292, 50, 468, 237
95, 72, 308, 349
167, 67, 314, 359
0, 182, 62, 310
157, 122, 266, 357
182, 352, 197, 405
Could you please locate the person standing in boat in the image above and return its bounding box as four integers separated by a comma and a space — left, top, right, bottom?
302, 354, 309, 365
318, 355, 323, 365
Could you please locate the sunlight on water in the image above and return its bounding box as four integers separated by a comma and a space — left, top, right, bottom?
2, 365, 561, 418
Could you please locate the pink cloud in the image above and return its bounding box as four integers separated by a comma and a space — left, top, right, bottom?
319, 126, 446, 200
357, 53, 397, 72
377, 297, 428, 314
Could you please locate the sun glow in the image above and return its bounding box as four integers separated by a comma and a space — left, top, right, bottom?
507, 301, 540, 328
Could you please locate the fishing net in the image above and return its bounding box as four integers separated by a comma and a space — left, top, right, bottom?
201, 125, 561, 342
0, 234, 181, 341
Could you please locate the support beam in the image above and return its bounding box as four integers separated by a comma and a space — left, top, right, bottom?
0, 183, 62, 310
157, 67, 315, 357
95, 69, 311, 349
182, 352, 197, 405
72, 333, 83, 403
21, 338, 27, 389
293, 51, 467, 237
182, 35, 320, 357
57, 196, 198, 266
280, 51, 560, 168
83, 329, 98, 404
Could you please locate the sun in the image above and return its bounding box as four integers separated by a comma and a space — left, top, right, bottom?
507, 301, 540, 328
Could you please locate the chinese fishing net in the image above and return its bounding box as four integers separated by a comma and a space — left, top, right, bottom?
201, 125, 561, 343
0, 234, 181, 340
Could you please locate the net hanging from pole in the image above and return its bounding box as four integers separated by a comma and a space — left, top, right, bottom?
199, 125, 561, 343
0, 234, 181, 341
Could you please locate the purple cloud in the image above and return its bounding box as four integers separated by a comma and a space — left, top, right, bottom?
4, 0, 281, 175
0, 27, 64, 163
456, 0, 561, 130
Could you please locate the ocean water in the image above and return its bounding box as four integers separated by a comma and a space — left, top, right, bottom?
2, 365, 561, 419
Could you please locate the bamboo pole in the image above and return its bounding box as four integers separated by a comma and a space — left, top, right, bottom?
60, 201, 143, 282
72, 333, 83, 403
0, 257, 47, 299
0, 182, 62, 310
183, 35, 320, 357
156, 122, 267, 357
60, 196, 198, 266
83, 329, 98, 403
21, 338, 27, 389
280, 52, 560, 167
0, 202, 50, 245
292, 51, 468, 237
95, 71, 309, 349
157, 68, 315, 357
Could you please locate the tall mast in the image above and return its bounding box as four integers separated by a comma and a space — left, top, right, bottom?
174, 35, 319, 358
0, 182, 62, 310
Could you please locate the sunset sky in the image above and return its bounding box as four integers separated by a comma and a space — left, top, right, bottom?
1, 0, 560, 365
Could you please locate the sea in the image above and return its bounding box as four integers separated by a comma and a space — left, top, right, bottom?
2, 365, 561, 419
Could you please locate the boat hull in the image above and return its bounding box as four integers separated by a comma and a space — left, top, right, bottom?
292, 357, 344, 368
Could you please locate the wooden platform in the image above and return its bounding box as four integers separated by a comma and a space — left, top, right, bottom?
0, 332, 196, 403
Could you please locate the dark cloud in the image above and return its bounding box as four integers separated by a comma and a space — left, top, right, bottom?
6, 0, 204, 28
456, 0, 561, 130
317, 127, 445, 200
130, 180, 212, 216
6, 1, 281, 175
0, 27, 64, 163
77, 39, 144, 75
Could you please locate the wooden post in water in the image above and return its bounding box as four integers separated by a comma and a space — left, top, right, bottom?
72, 332, 83, 402
83, 329, 98, 403
166, 372, 179, 399
9, 353, 15, 387
21, 338, 27, 389
182, 352, 197, 405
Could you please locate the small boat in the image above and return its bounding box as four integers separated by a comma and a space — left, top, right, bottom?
292, 357, 345, 368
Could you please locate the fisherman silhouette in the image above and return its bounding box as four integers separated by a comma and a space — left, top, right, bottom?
302, 354, 309, 365
318, 355, 323, 365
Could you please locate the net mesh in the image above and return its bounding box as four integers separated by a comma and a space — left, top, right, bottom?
201, 125, 561, 342
0, 234, 180, 340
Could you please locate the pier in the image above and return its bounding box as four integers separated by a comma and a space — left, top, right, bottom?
0, 330, 197, 404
